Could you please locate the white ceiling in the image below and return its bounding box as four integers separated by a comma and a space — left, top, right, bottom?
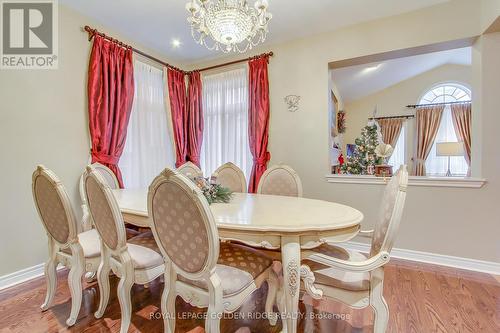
332, 47, 472, 103
61, 0, 450, 64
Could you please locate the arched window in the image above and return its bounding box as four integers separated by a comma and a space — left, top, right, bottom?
419, 83, 471, 176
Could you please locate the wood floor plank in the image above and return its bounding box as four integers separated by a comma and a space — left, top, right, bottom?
0, 259, 498, 333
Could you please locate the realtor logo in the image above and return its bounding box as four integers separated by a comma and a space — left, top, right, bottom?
1, 0, 58, 69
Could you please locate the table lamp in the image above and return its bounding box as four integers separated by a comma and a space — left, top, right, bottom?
436, 142, 465, 177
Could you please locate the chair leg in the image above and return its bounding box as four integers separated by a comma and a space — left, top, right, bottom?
117, 252, 135, 333
265, 269, 279, 326
205, 273, 223, 333
162, 262, 176, 333
95, 246, 111, 319
66, 243, 85, 326
276, 284, 287, 333
41, 238, 58, 311
370, 268, 389, 333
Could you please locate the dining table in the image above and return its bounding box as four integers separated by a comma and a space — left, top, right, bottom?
112, 189, 364, 333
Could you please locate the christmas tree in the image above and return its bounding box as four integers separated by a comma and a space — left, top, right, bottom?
341, 123, 382, 175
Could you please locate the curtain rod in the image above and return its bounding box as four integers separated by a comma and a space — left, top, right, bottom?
369, 115, 415, 120
84, 25, 186, 73
406, 100, 471, 108
196, 51, 274, 72
83, 25, 273, 74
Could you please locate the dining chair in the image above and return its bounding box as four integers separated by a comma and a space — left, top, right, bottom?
296, 165, 408, 333
212, 162, 247, 193
177, 161, 203, 179
148, 168, 279, 333
79, 162, 120, 232
257, 164, 303, 197
32, 165, 101, 326
84, 165, 164, 333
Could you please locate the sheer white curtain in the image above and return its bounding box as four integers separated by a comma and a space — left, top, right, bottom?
388, 124, 406, 169
200, 67, 253, 179
425, 105, 468, 176
119, 60, 175, 188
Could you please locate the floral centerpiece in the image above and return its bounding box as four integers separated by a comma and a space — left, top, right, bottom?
193, 176, 233, 205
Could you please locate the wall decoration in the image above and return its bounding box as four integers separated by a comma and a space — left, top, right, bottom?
284, 95, 300, 112
337, 110, 346, 133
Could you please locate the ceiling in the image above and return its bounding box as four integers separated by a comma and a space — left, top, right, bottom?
332, 47, 472, 103
61, 0, 450, 64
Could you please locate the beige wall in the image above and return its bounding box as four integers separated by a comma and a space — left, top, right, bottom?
191, 0, 499, 262
0, 5, 182, 276
342, 64, 473, 167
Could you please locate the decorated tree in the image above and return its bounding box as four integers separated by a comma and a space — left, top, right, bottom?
341, 123, 382, 175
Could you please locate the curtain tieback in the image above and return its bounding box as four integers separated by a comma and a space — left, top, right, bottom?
415, 158, 426, 164
253, 152, 271, 166
91, 150, 120, 165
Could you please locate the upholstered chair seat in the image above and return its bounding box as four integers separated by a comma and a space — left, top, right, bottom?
178, 242, 273, 297
32, 165, 102, 327
125, 232, 163, 270
289, 165, 409, 333
84, 166, 164, 333
148, 168, 279, 333
61, 229, 101, 259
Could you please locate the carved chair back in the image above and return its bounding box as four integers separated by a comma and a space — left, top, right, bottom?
32, 165, 78, 246
177, 162, 203, 180
257, 164, 303, 197
148, 168, 219, 280
212, 162, 247, 193
79, 163, 120, 231
84, 165, 127, 252
369, 165, 408, 257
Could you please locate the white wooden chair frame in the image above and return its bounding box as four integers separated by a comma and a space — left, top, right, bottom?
296, 165, 408, 333
212, 162, 247, 193
79, 162, 120, 232
176, 161, 204, 179
84, 165, 164, 333
33, 165, 100, 326
148, 168, 279, 333
257, 164, 303, 197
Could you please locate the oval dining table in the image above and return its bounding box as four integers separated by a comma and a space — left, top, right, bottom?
112, 189, 364, 333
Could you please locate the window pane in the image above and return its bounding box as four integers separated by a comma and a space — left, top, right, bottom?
420, 84, 470, 176
425, 106, 468, 176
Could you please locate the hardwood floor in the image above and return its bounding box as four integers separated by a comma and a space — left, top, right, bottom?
0, 258, 498, 333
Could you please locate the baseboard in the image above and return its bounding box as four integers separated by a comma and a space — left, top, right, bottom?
0, 263, 46, 291
344, 241, 500, 275
1, 244, 499, 291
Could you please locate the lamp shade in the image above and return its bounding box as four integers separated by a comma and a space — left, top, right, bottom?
436, 142, 465, 157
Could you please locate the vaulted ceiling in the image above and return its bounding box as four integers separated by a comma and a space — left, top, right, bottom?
332, 47, 471, 103
61, 0, 450, 64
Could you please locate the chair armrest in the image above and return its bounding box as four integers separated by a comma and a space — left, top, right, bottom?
359, 229, 374, 238
306, 251, 390, 273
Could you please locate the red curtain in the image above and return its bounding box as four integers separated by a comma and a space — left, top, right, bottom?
248, 55, 271, 193
87, 35, 135, 188
187, 71, 204, 167
167, 68, 188, 167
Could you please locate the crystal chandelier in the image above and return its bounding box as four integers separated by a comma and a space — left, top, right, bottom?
185, 0, 272, 53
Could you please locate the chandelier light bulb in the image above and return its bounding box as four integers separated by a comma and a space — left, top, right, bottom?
186, 0, 272, 53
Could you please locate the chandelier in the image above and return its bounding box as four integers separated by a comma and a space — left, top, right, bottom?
185, 0, 272, 53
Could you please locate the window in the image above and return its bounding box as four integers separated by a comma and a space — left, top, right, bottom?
119, 60, 175, 188
200, 67, 253, 179
388, 123, 406, 169
420, 84, 470, 176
